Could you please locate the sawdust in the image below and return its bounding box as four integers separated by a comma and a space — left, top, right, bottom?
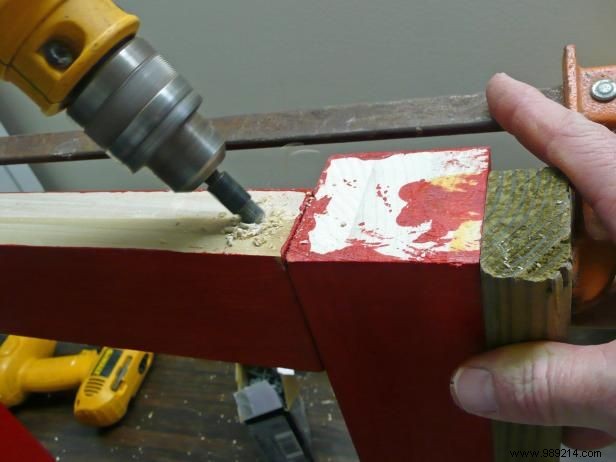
222, 197, 291, 249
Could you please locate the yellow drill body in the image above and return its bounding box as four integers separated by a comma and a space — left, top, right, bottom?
0, 0, 139, 114
0, 336, 153, 427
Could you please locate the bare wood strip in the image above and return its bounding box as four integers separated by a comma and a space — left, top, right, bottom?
481, 168, 573, 462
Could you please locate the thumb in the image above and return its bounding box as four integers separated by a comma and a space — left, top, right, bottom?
450, 341, 616, 435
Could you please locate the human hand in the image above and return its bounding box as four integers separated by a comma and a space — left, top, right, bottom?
450, 73, 616, 449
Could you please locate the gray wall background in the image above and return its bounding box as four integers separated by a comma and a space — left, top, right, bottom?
0, 0, 615, 192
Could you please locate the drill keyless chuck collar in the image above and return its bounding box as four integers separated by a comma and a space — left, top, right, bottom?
68, 38, 224, 192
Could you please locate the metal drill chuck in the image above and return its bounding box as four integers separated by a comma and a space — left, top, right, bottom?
68, 37, 263, 223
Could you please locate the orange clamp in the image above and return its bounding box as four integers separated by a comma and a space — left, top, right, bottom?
563, 45, 616, 127
563, 45, 616, 309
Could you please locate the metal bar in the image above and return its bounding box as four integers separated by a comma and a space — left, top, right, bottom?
0, 122, 44, 191
0, 87, 562, 165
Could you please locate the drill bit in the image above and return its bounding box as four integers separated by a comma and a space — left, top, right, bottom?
206, 170, 265, 224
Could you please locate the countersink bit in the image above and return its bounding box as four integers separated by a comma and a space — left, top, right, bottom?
206, 170, 265, 224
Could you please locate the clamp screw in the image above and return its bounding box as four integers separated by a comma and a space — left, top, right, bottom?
42, 41, 75, 70
591, 79, 616, 102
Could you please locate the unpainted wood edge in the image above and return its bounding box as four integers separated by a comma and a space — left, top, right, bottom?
481, 169, 573, 462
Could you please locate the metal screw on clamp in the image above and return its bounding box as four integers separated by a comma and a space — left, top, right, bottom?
590, 79, 616, 102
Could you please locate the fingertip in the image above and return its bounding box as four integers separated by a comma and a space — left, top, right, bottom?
488, 72, 510, 85
486, 72, 520, 94
485, 73, 530, 121
486, 73, 509, 98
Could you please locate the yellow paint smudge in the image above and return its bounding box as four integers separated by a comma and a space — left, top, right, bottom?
450, 220, 482, 251
430, 174, 478, 192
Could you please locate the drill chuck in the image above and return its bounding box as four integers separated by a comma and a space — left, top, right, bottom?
68, 38, 223, 192
68, 37, 263, 222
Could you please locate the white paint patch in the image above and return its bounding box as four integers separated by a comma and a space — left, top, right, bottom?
308, 149, 488, 259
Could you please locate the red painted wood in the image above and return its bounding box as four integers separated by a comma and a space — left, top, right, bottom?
0, 406, 53, 461
0, 245, 321, 371
286, 148, 493, 461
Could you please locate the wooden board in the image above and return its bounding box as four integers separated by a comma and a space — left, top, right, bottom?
480, 169, 573, 461
286, 148, 493, 461
0, 190, 322, 371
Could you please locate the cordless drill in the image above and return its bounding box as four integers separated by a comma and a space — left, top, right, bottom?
0, 0, 263, 223
0, 335, 153, 427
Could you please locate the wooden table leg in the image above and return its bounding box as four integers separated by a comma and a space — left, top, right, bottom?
286, 148, 493, 461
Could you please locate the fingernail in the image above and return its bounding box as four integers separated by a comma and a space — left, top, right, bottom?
450, 367, 498, 415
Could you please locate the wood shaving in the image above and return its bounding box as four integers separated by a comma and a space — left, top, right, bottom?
223, 197, 291, 248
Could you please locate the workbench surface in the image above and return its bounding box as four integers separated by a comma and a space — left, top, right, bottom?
12, 344, 358, 462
